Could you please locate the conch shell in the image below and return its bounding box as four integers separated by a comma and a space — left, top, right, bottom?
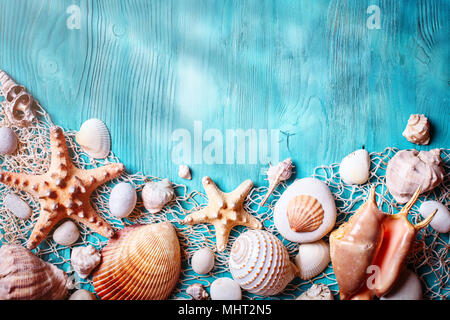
0, 69, 37, 127
402, 114, 430, 145
386, 149, 444, 204
330, 186, 436, 300
260, 158, 293, 206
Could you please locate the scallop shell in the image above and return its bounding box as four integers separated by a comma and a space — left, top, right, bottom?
294, 240, 330, 280
191, 247, 215, 275
296, 284, 334, 300
287, 195, 324, 232
380, 269, 422, 300
229, 230, 296, 296
419, 200, 450, 234
0, 127, 18, 155
109, 182, 137, 218
210, 278, 242, 300
339, 149, 370, 185
3, 193, 32, 220
69, 289, 97, 300
0, 244, 71, 300
75, 119, 111, 159
52, 220, 80, 246
186, 283, 209, 300
93, 222, 181, 300
142, 179, 175, 213
71, 245, 101, 279
178, 165, 192, 180
402, 114, 430, 145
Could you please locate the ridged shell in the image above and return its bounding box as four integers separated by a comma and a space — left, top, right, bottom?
0, 244, 71, 300
71, 245, 101, 279
92, 222, 181, 300
294, 240, 330, 280
402, 114, 430, 145
287, 195, 324, 232
109, 182, 137, 218
142, 179, 175, 213
0, 127, 18, 155
75, 119, 111, 159
229, 230, 296, 296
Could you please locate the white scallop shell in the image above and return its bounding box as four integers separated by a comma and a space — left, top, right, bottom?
109, 182, 137, 218
69, 289, 97, 300
71, 245, 101, 279
274, 178, 337, 243
75, 119, 111, 159
0, 127, 18, 155
210, 278, 242, 300
339, 149, 370, 185
419, 201, 450, 234
53, 220, 80, 246
191, 247, 215, 275
142, 179, 175, 213
294, 240, 330, 280
3, 193, 32, 220
178, 165, 192, 180
402, 114, 430, 145
229, 230, 296, 296
380, 269, 422, 300
296, 284, 334, 300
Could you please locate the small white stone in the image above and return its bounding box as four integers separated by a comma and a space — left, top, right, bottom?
0, 127, 18, 155
69, 289, 97, 300
53, 220, 80, 246
178, 165, 192, 180
191, 247, 215, 275
339, 149, 371, 185
210, 278, 241, 300
109, 182, 137, 218
3, 193, 32, 220
419, 200, 450, 234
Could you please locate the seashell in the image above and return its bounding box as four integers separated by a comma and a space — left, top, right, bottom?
386, 149, 444, 204
191, 247, 215, 275
419, 200, 450, 234
186, 283, 209, 300
0, 69, 37, 127
142, 179, 175, 214
294, 240, 330, 280
178, 165, 192, 180
93, 222, 181, 300
3, 193, 32, 220
380, 269, 422, 300
339, 149, 370, 185
0, 127, 18, 155
210, 278, 242, 300
0, 244, 71, 299
274, 178, 336, 243
109, 182, 137, 218
402, 114, 430, 145
69, 289, 97, 300
75, 118, 111, 159
296, 284, 334, 300
52, 220, 80, 246
287, 195, 324, 233
229, 230, 297, 296
71, 245, 101, 279
260, 158, 293, 206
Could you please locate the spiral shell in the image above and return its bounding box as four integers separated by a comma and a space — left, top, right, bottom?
294, 240, 330, 280
142, 179, 175, 213
0, 244, 71, 300
287, 195, 324, 232
402, 114, 430, 145
93, 222, 181, 300
229, 230, 296, 296
75, 119, 111, 159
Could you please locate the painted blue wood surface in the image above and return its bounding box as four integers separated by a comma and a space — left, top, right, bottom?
0, 0, 448, 194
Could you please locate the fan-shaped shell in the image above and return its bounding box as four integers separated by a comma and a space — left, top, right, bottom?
75, 119, 111, 159
0, 245, 71, 300
229, 230, 296, 296
92, 222, 181, 300
142, 179, 175, 214
294, 240, 330, 280
287, 195, 324, 232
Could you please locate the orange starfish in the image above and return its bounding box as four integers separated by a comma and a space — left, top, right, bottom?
0, 126, 125, 249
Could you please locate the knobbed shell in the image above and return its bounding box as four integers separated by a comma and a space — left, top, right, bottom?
178, 165, 192, 180
142, 179, 175, 213
260, 158, 293, 206
339, 149, 371, 185
287, 195, 324, 232
419, 201, 450, 234
93, 222, 181, 300
294, 240, 330, 280
52, 220, 80, 246
210, 278, 242, 300
380, 269, 422, 300
191, 247, 215, 275
109, 182, 137, 218
71, 245, 101, 279
402, 114, 430, 145
69, 289, 97, 300
296, 284, 334, 300
0, 244, 71, 300
229, 230, 296, 296
186, 283, 209, 300
3, 193, 32, 220
0, 127, 18, 155
75, 119, 111, 159
386, 149, 444, 204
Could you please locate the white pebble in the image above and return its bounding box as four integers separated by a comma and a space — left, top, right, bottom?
3, 193, 32, 220
419, 201, 450, 233
0, 127, 18, 155
191, 248, 215, 274
53, 220, 80, 246
109, 182, 137, 218
210, 278, 242, 300
69, 289, 97, 300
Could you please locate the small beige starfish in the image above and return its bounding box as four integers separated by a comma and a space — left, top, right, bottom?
183, 176, 262, 252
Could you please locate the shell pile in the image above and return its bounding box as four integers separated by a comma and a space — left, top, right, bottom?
402, 114, 431, 145
75, 119, 111, 159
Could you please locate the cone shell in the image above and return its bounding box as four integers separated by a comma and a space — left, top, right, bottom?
229, 230, 296, 296
0, 244, 71, 300
287, 195, 324, 232
75, 119, 111, 159
93, 222, 181, 300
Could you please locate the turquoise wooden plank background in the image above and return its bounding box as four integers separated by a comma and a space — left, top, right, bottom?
0, 0, 448, 194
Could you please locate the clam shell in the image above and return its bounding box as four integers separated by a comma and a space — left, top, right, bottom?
71, 245, 101, 279
109, 182, 137, 218
229, 230, 296, 296
419, 200, 450, 234
294, 240, 330, 280
210, 278, 242, 300
0, 127, 18, 155
92, 222, 181, 300
0, 244, 71, 300
287, 195, 324, 232
142, 179, 175, 214
75, 119, 111, 159
191, 247, 215, 275
3, 193, 32, 220
52, 220, 80, 246
339, 149, 370, 185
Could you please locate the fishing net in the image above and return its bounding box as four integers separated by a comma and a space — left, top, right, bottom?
0, 101, 448, 300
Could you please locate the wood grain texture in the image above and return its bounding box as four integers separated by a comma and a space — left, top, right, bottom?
0, 0, 448, 193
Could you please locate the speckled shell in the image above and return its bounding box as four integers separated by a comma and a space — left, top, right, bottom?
93, 222, 181, 300
142, 179, 175, 214
402, 114, 430, 145
229, 230, 296, 296
109, 182, 137, 218
0, 127, 18, 155
0, 244, 71, 300
294, 240, 330, 280
71, 245, 101, 279
287, 195, 324, 232
75, 119, 111, 159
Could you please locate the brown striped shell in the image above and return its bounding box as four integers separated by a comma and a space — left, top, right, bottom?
0, 244, 71, 300
92, 222, 181, 300
287, 195, 324, 232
